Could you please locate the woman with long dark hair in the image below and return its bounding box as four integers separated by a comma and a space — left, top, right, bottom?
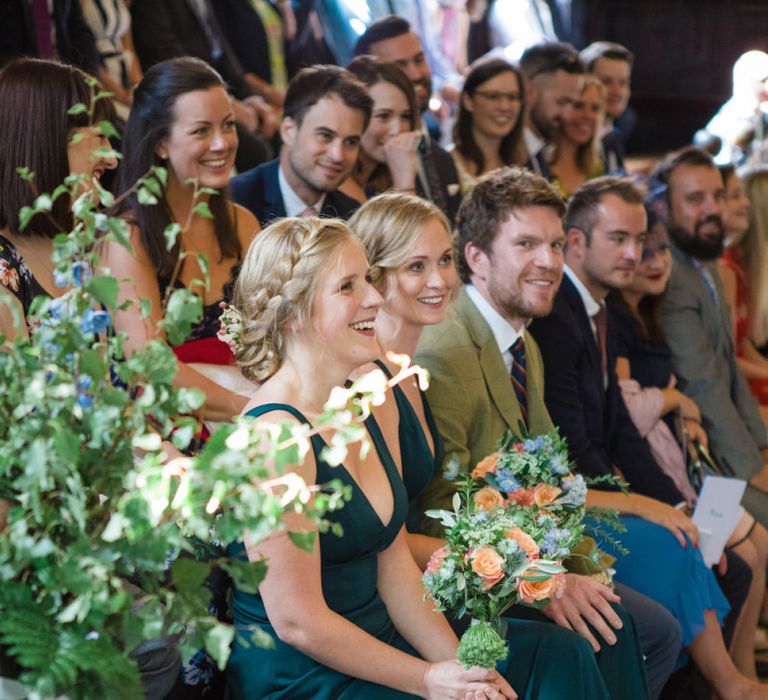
106, 56, 261, 422
0, 58, 117, 341
449, 57, 526, 193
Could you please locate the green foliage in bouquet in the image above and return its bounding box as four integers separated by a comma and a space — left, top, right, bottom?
423, 475, 570, 669
0, 93, 390, 699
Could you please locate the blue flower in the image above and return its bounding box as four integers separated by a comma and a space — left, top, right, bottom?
442, 454, 460, 481
523, 437, 544, 452
549, 453, 570, 476
53, 270, 69, 288
77, 393, 94, 409
495, 468, 521, 493
76, 375, 93, 392
559, 474, 587, 506
71, 261, 92, 287
48, 298, 68, 321
81, 308, 111, 334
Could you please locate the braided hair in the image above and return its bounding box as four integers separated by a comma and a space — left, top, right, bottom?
233, 217, 359, 382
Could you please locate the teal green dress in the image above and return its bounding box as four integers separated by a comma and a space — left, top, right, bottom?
225, 403, 612, 700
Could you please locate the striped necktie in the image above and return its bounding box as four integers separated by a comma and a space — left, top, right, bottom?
510, 337, 528, 427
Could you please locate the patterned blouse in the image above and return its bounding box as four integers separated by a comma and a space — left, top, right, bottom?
0, 233, 50, 317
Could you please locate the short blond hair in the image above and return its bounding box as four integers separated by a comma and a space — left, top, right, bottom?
349, 192, 453, 299
233, 217, 359, 382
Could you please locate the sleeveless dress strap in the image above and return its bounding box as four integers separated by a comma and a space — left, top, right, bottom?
373, 358, 392, 378
245, 402, 310, 424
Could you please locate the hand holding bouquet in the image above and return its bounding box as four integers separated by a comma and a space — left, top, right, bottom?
423, 429, 616, 670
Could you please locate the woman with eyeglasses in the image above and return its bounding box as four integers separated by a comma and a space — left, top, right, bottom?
449, 57, 527, 194
608, 203, 768, 685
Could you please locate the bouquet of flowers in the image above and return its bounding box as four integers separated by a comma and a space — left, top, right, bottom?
423, 428, 614, 669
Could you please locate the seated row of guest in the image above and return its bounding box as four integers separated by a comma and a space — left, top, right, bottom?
2, 54, 766, 699
225, 202, 646, 700
415, 169, 766, 698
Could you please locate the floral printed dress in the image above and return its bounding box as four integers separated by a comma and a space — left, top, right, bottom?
0, 233, 49, 319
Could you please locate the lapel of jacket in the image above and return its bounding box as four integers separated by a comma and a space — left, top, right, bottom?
560, 275, 606, 409
456, 289, 524, 433
262, 160, 287, 219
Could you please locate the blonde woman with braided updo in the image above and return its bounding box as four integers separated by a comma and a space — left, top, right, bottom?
224, 215, 517, 700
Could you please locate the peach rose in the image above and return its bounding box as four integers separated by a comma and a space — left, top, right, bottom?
517, 565, 559, 603
471, 453, 500, 480
470, 546, 506, 590
533, 483, 562, 507
507, 487, 535, 507
505, 528, 540, 559
425, 546, 450, 575
474, 486, 505, 512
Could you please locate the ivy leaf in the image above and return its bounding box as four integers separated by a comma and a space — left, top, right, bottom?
161, 289, 203, 346
79, 349, 106, 381
18, 206, 34, 231
287, 530, 317, 553
85, 275, 119, 309
170, 420, 196, 450
219, 557, 268, 594
33, 194, 52, 211
164, 223, 181, 251
152, 166, 168, 186
16, 166, 34, 181
194, 202, 213, 219
170, 557, 210, 609
137, 187, 158, 205
98, 187, 115, 208
139, 298, 152, 319
97, 120, 119, 139
67, 102, 88, 115
107, 217, 132, 251
142, 176, 163, 197
204, 624, 235, 670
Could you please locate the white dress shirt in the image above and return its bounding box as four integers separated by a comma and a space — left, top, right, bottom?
465, 284, 524, 373
278, 166, 325, 217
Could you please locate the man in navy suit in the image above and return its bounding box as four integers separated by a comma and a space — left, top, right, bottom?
231, 65, 371, 227
529, 176, 683, 501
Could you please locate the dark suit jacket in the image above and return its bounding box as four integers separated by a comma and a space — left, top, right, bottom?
130, 0, 254, 100
212, 0, 277, 84
528, 274, 683, 504
231, 159, 361, 227
419, 140, 462, 225
0, 0, 100, 73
